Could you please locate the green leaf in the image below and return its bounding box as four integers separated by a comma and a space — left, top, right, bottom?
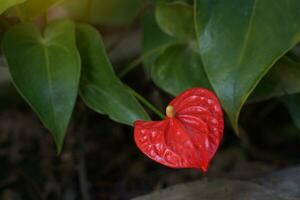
140, 9, 176, 84
142, 10, 175, 70
281, 94, 300, 131
0, 0, 26, 14
76, 24, 150, 125
196, 0, 300, 132
7, 0, 63, 20
152, 44, 210, 96
142, 2, 208, 99
3, 20, 81, 152
155, 1, 195, 40
61, 0, 143, 26
250, 57, 300, 102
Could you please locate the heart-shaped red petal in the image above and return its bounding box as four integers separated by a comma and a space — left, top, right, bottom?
134, 88, 224, 172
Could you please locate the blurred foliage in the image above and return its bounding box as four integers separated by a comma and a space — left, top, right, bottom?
6, 0, 62, 20
0, 0, 25, 14
58, 0, 143, 25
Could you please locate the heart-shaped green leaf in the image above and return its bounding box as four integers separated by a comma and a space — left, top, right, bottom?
155, 1, 195, 40
0, 0, 26, 14
3, 20, 81, 152
196, 0, 300, 132
76, 24, 150, 125
250, 57, 300, 102
142, 1, 209, 100
152, 44, 210, 96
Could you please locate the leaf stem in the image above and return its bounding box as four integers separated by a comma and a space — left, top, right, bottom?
126, 86, 164, 119
118, 56, 144, 78
118, 44, 172, 78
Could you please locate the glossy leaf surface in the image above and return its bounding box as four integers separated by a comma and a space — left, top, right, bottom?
3, 20, 81, 151
134, 88, 223, 171
152, 44, 210, 96
155, 1, 195, 40
143, 1, 209, 97
76, 24, 150, 126
196, 0, 300, 131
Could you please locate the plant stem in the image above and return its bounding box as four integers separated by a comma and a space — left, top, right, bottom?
118, 44, 171, 78
118, 56, 144, 78
76, 109, 91, 200
126, 86, 164, 119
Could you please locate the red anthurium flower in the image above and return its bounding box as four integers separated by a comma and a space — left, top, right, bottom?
134, 88, 224, 172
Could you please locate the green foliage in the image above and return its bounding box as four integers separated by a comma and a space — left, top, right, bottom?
8, 0, 62, 20
250, 57, 300, 102
60, 0, 143, 25
3, 20, 80, 152
155, 1, 195, 40
142, 11, 175, 70
195, 0, 300, 132
142, 0, 300, 134
1, 0, 300, 150
76, 24, 150, 125
0, 0, 26, 14
152, 44, 210, 95
143, 2, 209, 96
281, 94, 300, 130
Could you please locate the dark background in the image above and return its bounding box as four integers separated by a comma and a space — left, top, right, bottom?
0, 66, 300, 199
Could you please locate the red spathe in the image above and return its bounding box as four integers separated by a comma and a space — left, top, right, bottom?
134, 88, 224, 172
